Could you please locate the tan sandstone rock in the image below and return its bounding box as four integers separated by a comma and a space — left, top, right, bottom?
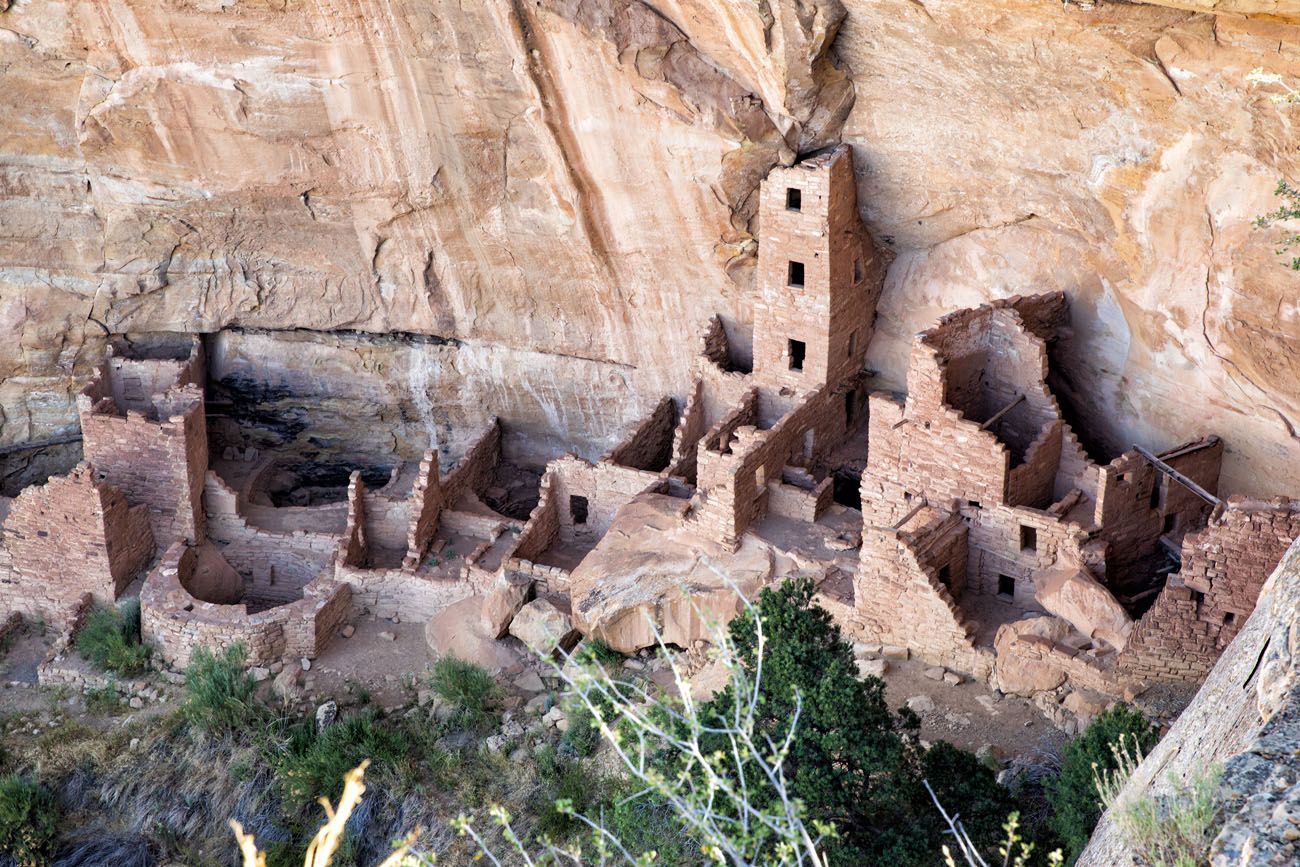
482, 576, 533, 640
1036, 566, 1134, 651
992, 616, 1073, 696
509, 599, 578, 654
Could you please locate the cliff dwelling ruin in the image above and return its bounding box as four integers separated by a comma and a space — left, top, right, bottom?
1, 144, 1297, 725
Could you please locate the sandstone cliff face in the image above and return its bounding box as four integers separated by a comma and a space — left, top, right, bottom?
1, 0, 1299, 492
1079, 536, 1300, 866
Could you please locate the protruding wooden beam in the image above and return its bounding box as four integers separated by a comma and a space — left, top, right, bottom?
1133, 444, 1220, 506
979, 394, 1026, 431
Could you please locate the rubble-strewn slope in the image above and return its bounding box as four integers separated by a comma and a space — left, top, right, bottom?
1079, 536, 1300, 866
1, 0, 1298, 494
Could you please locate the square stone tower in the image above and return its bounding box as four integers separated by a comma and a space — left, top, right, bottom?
751, 145, 881, 397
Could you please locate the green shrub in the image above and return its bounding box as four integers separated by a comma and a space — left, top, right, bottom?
573, 638, 623, 669
530, 746, 602, 842
183, 643, 258, 733
1095, 735, 1223, 867
559, 692, 605, 758
598, 781, 698, 866
0, 773, 60, 867
428, 656, 500, 727
273, 711, 408, 805
1048, 704, 1160, 861
922, 740, 1020, 854
76, 600, 150, 676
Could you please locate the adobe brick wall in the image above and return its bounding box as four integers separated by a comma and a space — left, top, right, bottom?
751, 146, 883, 396
440, 418, 502, 506
141, 541, 350, 668
0, 463, 154, 621
1119, 498, 1300, 683
403, 449, 445, 569
202, 471, 338, 606
605, 397, 676, 472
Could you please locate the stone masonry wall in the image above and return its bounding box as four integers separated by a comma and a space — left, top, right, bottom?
854, 506, 987, 675
1118, 498, 1300, 683
203, 472, 338, 605
403, 449, 445, 569
79, 384, 208, 546
0, 463, 154, 620
751, 146, 883, 396
605, 396, 676, 473
547, 455, 661, 546
141, 541, 350, 668
440, 418, 501, 507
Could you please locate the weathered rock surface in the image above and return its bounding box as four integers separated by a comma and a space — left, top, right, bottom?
1036, 566, 1134, 651
991, 616, 1072, 696
508, 598, 578, 653
0, 0, 1299, 496
568, 493, 772, 653
481, 575, 533, 640
1079, 538, 1300, 866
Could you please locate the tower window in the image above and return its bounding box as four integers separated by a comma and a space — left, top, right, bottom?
998, 574, 1016, 599
569, 495, 589, 525
788, 339, 806, 371
1019, 525, 1037, 552
854, 257, 863, 283
787, 261, 805, 287
1223, 611, 1236, 626
786, 187, 802, 211
1163, 514, 1177, 534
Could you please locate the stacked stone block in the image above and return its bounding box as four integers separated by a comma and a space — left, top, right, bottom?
0, 463, 154, 621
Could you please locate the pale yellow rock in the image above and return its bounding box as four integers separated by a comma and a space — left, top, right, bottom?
992, 616, 1072, 696
1035, 566, 1134, 651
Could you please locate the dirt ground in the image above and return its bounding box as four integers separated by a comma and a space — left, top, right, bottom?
876, 655, 1068, 761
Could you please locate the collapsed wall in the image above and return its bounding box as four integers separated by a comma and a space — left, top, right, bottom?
1079, 537, 1300, 867
0, 464, 154, 624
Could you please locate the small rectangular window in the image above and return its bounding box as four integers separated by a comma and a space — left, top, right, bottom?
1019, 525, 1037, 552
788, 261, 805, 287
1162, 514, 1177, 534
854, 257, 863, 283
845, 389, 856, 423
1191, 590, 1204, 606
788, 339, 806, 371
1149, 477, 1162, 509
848, 329, 858, 358
998, 574, 1015, 599
968, 500, 981, 508
1223, 611, 1236, 626
569, 495, 589, 525
786, 187, 802, 211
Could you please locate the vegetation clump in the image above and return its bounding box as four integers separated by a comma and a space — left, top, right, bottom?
1095, 734, 1223, 867
428, 655, 501, 728
76, 599, 150, 676
0, 773, 60, 867
183, 643, 260, 733
1047, 703, 1159, 860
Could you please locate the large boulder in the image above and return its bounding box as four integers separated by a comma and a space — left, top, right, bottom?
1035, 565, 1133, 650
481, 575, 533, 639
509, 598, 578, 653
568, 493, 771, 654
992, 615, 1073, 696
